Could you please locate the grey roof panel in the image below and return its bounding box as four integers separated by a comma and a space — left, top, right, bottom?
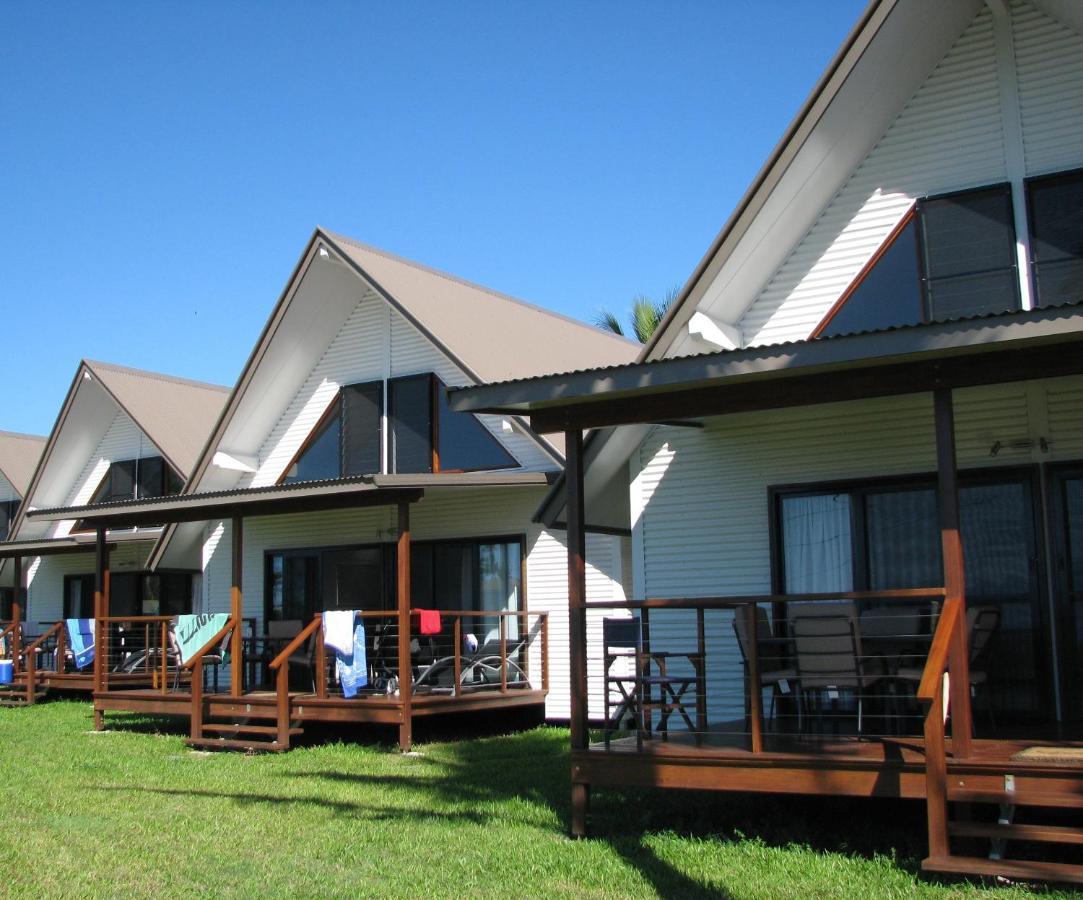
0, 431, 46, 496
85, 360, 230, 477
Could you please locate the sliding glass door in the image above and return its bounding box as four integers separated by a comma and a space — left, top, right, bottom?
1050, 467, 1083, 721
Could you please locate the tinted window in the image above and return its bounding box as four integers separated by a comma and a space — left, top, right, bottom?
95, 459, 136, 503
920, 185, 1019, 320
64, 574, 96, 619
390, 376, 433, 474
866, 488, 941, 589
1028, 171, 1083, 308
437, 384, 517, 471
285, 397, 342, 483
820, 218, 924, 338
0, 500, 18, 542
342, 381, 382, 476
267, 552, 320, 621
136, 456, 164, 499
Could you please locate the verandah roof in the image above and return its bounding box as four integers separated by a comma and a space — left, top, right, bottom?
25, 472, 550, 529
447, 306, 1083, 433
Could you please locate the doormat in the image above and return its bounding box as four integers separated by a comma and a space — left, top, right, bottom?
1011, 745, 1083, 764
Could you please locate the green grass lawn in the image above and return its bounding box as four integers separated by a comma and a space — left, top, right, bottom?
0, 702, 1075, 898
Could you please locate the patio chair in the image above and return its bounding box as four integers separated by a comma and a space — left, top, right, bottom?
894, 604, 1000, 732
264, 619, 316, 693
601, 616, 705, 749
732, 606, 800, 731
412, 626, 534, 694
791, 613, 883, 735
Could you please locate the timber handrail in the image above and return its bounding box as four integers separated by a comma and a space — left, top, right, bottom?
0, 622, 18, 644
181, 619, 237, 671
98, 615, 179, 624
587, 588, 947, 611
916, 597, 963, 703
269, 615, 322, 671
24, 621, 63, 655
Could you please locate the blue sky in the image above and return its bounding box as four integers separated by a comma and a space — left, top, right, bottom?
1, 1, 865, 437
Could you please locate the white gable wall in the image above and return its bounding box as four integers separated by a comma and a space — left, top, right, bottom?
627, 376, 1083, 726
736, 0, 1083, 348
25, 541, 155, 625
199, 485, 625, 719
246, 288, 555, 490
51, 411, 154, 539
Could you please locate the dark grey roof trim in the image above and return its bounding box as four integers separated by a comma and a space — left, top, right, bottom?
28, 471, 550, 526
449, 307, 1083, 414
0, 530, 160, 559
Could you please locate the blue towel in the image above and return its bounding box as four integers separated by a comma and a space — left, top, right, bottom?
66, 618, 95, 669
335, 621, 367, 699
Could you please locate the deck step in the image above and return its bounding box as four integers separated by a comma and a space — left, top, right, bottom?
923, 855, 1083, 885
948, 822, 1083, 845
186, 737, 287, 753
948, 788, 1083, 809
201, 723, 302, 737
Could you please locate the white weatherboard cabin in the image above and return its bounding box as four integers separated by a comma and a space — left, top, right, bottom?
0, 430, 46, 617
451, 0, 1083, 884
29, 228, 638, 750
0, 360, 228, 700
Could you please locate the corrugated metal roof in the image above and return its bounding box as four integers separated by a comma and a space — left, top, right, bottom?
448, 306, 1083, 411
323, 230, 640, 386
28, 471, 550, 525
0, 431, 46, 496
0, 530, 161, 559
85, 360, 230, 477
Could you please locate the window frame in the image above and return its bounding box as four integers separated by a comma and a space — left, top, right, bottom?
277, 372, 518, 484
262, 533, 528, 628
72, 455, 183, 532
1024, 166, 1083, 309
814, 182, 1024, 338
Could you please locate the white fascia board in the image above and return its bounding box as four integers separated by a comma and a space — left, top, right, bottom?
687, 311, 742, 351
211, 450, 259, 474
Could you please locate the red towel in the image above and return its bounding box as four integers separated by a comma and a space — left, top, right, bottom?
416, 609, 442, 636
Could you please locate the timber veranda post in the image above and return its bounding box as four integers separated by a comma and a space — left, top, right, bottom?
10, 556, 22, 675
93, 526, 109, 731
230, 516, 244, 696
566, 428, 590, 837
934, 387, 972, 757
397, 500, 413, 753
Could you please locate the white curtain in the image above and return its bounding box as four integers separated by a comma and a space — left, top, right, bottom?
782, 494, 853, 593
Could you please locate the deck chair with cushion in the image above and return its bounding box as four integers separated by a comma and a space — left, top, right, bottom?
894, 604, 1000, 732
791, 613, 884, 735
733, 606, 800, 732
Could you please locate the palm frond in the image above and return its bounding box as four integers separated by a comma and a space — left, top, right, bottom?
592, 309, 625, 336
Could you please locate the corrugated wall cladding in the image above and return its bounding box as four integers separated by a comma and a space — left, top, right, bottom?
200, 486, 624, 718
249, 289, 554, 489
26, 542, 152, 624
628, 377, 1083, 724
740, 6, 1005, 347
1013, 0, 1083, 176
0, 473, 17, 504
52, 412, 155, 539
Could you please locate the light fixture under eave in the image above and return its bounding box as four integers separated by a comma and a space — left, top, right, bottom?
989, 437, 1051, 457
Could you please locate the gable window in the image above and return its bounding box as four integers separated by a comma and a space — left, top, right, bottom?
918, 184, 1019, 320
88, 456, 182, 504
73, 456, 183, 531
1027, 169, 1083, 309
816, 184, 1021, 337
0, 499, 19, 542
283, 373, 515, 483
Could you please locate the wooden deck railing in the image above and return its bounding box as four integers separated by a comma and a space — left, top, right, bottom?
915, 595, 966, 860
21, 621, 65, 705
186, 618, 237, 745
97, 615, 183, 694
587, 588, 948, 752
268, 614, 323, 747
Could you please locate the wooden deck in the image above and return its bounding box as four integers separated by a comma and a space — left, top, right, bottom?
94, 685, 548, 727
576, 732, 1083, 801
